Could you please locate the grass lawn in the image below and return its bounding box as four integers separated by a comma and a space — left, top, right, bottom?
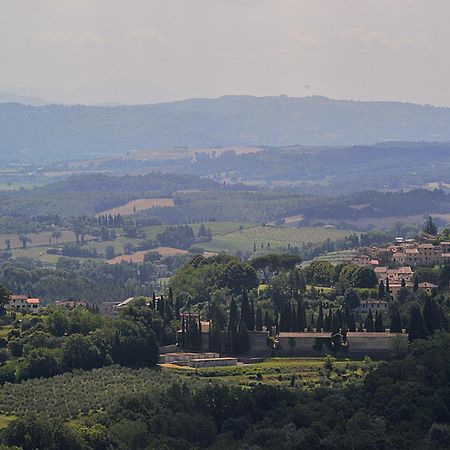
0, 415, 15, 429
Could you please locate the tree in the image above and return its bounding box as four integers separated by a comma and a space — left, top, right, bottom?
220, 261, 258, 295
439, 265, 450, 290
408, 304, 428, 341
0, 285, 9, 316
424, 216, 438, 236
374, 312, 384, 332
4, 239, 11, 251
389, 304, 402, 333
51, 230, 62, 246
255, 306, 263, 331
240, 291, 252, 331
378, 280, 385, 300
364, 310, 375, 332
105, 246, 115, 260
413, 276, 419, 292
316, 303, 324, 332
228, 298, 239, 354
423, 297, 443, 336
18, 235, 32, 249
343, 289, 361, 310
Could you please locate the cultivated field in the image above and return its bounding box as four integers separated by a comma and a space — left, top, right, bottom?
163, 357, 370, 388
0, 358, 370, 422
201, 226, 353, 254
105, 247, 188, 264
97, 198, 174, 216
0, 229, 86, 251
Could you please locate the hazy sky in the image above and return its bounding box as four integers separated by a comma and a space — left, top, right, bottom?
1, 0, 449, 105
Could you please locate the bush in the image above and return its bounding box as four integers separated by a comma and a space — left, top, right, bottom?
0, 350, 8, 364
8, 339, 23, 357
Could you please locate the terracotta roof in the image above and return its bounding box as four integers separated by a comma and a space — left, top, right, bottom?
26, 298, 40, 305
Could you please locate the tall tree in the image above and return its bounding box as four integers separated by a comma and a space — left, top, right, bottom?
424, 216, 438, 236
390, 304, 402, 333
228, 298, 239, 353
0, 285, 10, 316
409, 304, 428, 341
364, 310, 375, 332
374, 311, 385, 332
240, 291, 252, 331
378, 280, 385, 300
255, 306, 263, 332
422, 297, 443, 336
316, 303, 324, 332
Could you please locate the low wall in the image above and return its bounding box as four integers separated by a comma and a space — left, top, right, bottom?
276, 332, 408, 358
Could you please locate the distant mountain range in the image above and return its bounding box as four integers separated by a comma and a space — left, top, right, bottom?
1, 95, 450, 162
0, 91, 52, 106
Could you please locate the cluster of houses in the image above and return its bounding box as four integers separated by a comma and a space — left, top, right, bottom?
342, 238, 449, 307
4, 295, 147, 317
344, 239, 450, 269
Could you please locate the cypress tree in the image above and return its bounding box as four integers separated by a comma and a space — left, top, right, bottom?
291, 303, 297, 331
385, 278, 390, 298
378, 280, 385, 300
237, 324, 250, 354
240, 291, 252, 330
364, 309, 375, 332
181, 315, 186, 347
316, 303, 324, 332
423, 297, 442, 336
168, 287, 174, 309
229, 298, 239, 353
324, 308, 332, 332
413, 277, 419, 293
250, 297, 255, 331
331, 314, 340, 334
374, 311, 385, 332
409, 304, 428, 341
401, 278, 406, 288
256, 306, 263, 331
175, 296, 181, 320
297, 299, 306, 332
390, 305, 402, 333
348, 312, 356, 332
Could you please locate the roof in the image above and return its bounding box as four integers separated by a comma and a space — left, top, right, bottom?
346, 332, 407, 338
279, 332, 332, 338
116, 297, 135, 308
26, 298, 40, 305
9, 295, 27, 301
418, 282, 438, 288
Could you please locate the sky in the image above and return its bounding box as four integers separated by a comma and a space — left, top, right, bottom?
1, 0, 449, 105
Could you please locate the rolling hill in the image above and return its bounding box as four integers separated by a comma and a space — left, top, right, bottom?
2, 95, 450, 162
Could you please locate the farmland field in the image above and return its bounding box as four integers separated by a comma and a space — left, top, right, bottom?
97, 197, 174, 216
201, 226, 354, 254
0, 229, 88, 251
0, 358, 370, 421
105, 246, 188, 264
